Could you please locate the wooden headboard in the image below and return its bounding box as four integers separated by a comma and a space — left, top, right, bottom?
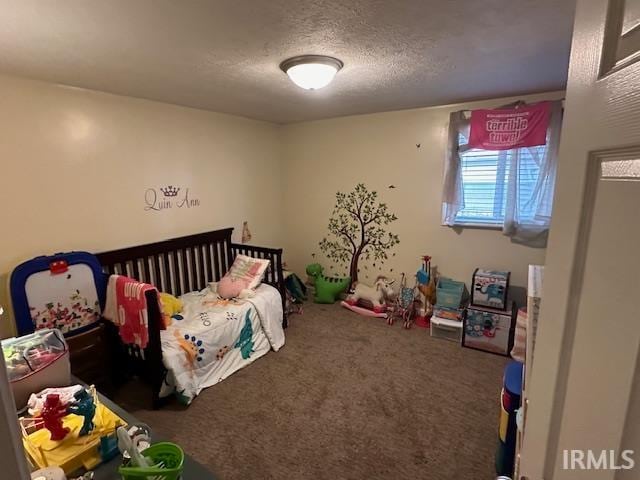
97, 228, 234, 296
96, 228, 286, 317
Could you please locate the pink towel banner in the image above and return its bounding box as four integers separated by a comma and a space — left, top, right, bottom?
468, 101, 550, 150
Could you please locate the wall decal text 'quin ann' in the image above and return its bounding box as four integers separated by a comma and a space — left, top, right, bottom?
144, 186, 201, 211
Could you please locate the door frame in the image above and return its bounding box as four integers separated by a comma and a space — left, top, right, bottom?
542, 144, 640, 472
520, 0, 640, 476
0, 340, 31, 479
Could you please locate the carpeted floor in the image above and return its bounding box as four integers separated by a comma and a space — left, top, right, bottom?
115, 302, 507, 480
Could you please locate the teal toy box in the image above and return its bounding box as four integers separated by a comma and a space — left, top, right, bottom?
471, 268, 510, 311
435, 277, 466, 309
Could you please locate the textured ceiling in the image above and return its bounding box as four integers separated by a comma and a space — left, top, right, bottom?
0, 0, 575, 123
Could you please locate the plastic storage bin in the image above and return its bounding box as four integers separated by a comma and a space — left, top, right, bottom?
2, 329, 70, 409
430, 317, 463, 343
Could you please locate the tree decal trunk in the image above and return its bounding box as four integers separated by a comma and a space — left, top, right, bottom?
349, 248, 363, 284
319, 184, 399, 289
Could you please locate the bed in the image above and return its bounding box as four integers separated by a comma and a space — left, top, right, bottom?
96, 227, 286, 407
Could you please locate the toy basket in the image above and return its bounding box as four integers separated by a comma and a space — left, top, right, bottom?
118, 442, 184, 480
435, 278, 466, 309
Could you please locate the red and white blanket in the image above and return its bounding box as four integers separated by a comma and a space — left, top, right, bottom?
103, 275, 162, 349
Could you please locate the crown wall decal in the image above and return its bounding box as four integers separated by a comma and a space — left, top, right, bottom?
160, 186, 180, 197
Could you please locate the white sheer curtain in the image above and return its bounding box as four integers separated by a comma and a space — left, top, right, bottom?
500, 101, 562, 247
441, 100, 563, 247
441, 110, 467, 225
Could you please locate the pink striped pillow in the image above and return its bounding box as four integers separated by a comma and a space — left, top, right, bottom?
217, 254, 270, 299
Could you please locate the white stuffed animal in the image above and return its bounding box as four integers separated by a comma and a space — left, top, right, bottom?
348, 276, 395, 312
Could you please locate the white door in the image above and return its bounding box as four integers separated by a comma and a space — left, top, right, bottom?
520, 0, 640, 479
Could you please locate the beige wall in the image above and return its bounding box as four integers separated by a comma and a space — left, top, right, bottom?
0, 74, 283, 338
281, 91, 564, 291
0, 73, 563, 339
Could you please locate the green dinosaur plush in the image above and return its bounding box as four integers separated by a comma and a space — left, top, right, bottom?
305, 263, 351, 304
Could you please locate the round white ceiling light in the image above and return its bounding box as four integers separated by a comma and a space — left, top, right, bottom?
279, 55, 343, 90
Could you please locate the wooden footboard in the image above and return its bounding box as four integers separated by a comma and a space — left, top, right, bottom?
96, 227, 287, 408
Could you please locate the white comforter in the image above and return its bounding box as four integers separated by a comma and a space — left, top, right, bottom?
159, 283, 285, 404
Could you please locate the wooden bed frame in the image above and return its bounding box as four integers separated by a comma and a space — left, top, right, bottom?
95, 227, 286, 408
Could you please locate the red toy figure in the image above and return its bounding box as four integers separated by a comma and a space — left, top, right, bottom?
41, 394, 69, 441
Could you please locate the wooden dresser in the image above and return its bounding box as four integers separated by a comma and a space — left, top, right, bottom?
66, 322, 113, 395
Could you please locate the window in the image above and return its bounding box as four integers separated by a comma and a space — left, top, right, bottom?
453, 133, 548, 227
442, 102, 562, 247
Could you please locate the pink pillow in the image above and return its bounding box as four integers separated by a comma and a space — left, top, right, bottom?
217, 254, 270, 299
217, 275, 247, 299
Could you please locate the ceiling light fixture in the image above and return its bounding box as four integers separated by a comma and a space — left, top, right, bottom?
280, 55, 343, 90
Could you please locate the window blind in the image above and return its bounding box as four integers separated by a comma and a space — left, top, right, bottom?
455, 133, 547, 225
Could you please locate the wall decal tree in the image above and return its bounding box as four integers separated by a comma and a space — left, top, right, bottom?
319, 183, 399, 286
